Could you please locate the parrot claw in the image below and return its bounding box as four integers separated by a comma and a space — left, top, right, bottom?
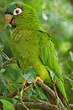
33, 76, 43, 85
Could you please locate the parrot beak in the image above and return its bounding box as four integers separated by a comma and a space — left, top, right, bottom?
5, 14, 13, 25
5, 14, 16, 28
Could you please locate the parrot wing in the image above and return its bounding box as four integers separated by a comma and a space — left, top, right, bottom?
39, 30, 63, 80
39, 30, 69, 103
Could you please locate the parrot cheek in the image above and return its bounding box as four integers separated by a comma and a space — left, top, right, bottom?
11, 19, 16, 28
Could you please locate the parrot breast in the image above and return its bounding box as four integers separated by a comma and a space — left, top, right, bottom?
11, 28, 40, 71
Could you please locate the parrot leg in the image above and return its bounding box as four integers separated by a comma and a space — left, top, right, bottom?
33, 76, 43, 84
22, 80, 27, 90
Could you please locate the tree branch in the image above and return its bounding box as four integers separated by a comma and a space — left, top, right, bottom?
70, 104, 73, 110
15, 102, 59, 110
7, 80, 69, 110
3, 58, 16, 67
36, 81, 65, 110
15, 102, 73, 110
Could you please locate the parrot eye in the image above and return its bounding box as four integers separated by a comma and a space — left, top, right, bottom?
13, 8, 22, 15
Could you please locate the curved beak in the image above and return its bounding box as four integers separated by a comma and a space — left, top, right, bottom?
5, 14, 13, 25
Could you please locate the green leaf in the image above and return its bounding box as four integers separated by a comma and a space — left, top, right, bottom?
0, 75, 8, 96
55, 96, 60, 104
0, 55, 3, 69
0, 44, 4, 51
63, 74, 73, 88
0, 99, 15, 110
3, 64, 24, 82
0, 68, 5, 74
69, 51, 73, 61
24, 66, 36, 83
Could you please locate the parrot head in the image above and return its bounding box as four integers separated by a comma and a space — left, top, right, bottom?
5, 2, 39, 29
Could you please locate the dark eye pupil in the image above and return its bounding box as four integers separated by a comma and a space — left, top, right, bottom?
16, 10, 19, 13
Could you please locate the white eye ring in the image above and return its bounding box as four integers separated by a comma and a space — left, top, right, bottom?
13, 8, 22, 15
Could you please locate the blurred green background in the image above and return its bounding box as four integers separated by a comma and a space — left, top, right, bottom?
0, 0, 73, 109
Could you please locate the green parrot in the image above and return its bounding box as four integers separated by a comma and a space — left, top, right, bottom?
5, 2, 69, 108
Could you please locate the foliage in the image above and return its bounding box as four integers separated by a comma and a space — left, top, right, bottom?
0, 0, 73, 109
0, 99, 15, 110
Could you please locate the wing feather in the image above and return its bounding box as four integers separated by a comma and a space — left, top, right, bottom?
39, 31, 62, 80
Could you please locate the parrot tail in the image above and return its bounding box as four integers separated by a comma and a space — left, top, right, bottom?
57, 88, 70, 110
49, 87, 70, 110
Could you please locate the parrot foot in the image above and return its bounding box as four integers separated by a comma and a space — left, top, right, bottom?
33, 76, 43, 84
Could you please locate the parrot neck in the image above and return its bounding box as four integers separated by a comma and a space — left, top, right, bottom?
12, 23, 40, 31
16, 21, 40, 30
14, 11, 41, 30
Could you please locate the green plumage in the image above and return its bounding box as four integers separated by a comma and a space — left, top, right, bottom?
5, 2, 69, 107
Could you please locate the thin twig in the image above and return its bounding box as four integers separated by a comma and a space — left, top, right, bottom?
0, 51, 16, 67
8, 86, 22, 98
3, 58, 16, 67
20, 100, 30, 110
0, 51, 10, 60
22, 96, 36, 102
8, 81, 29, 98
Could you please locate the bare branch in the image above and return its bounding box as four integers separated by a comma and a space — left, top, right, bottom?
15, 102, 73, 110
15, 102, 59, 110
3, 58, 16, 67
70, 104, 73, 110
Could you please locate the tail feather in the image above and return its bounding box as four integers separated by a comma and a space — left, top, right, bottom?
57, 88, 70, 110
